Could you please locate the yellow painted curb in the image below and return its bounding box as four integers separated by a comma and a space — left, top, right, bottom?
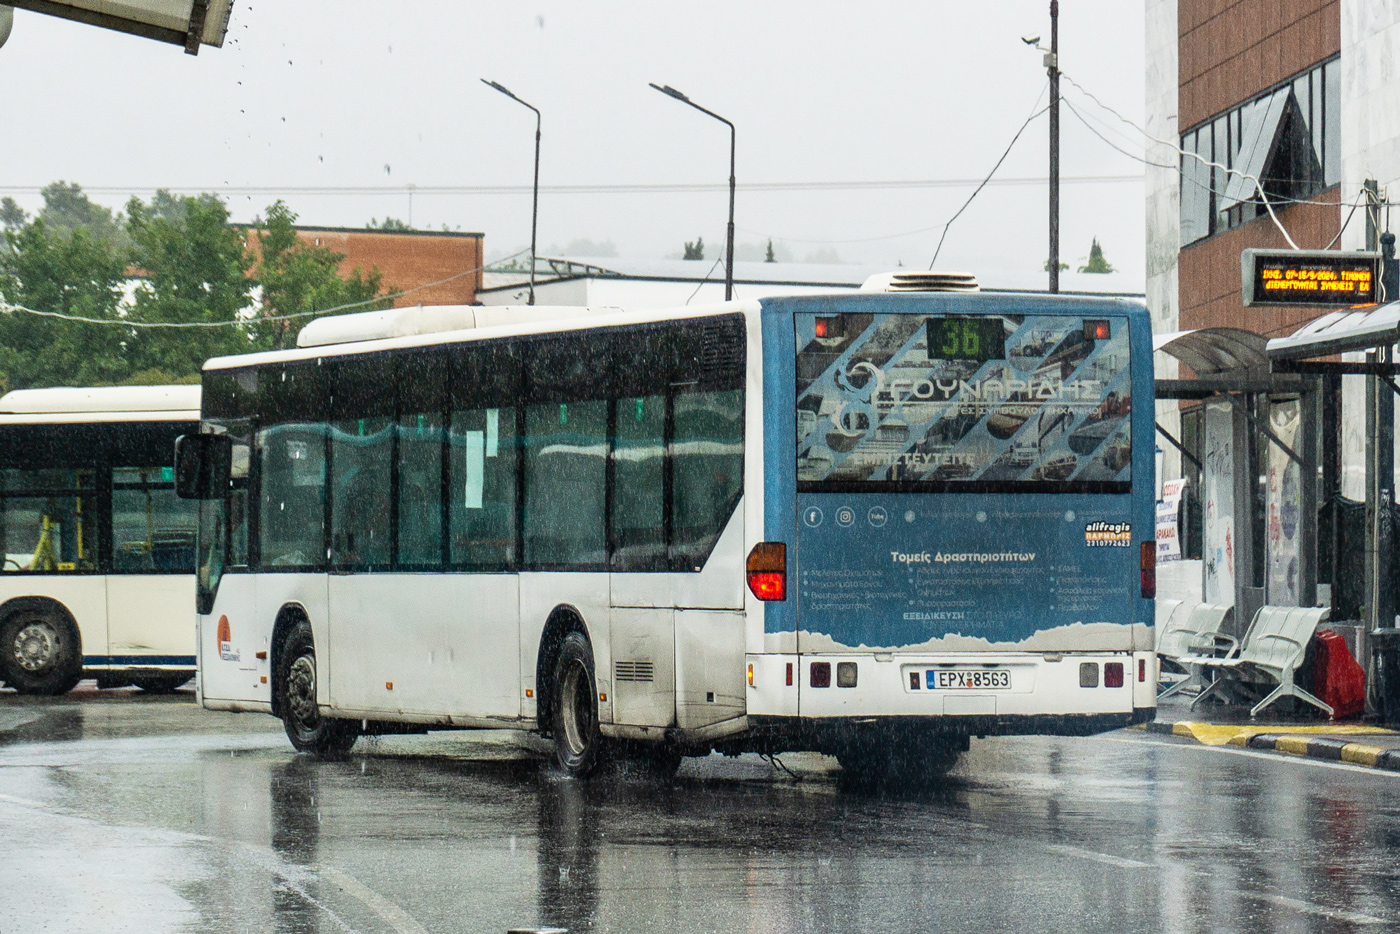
1340, 744, 1384, 767
1167, 721, 1396, 747
1274, 735, 1313, 756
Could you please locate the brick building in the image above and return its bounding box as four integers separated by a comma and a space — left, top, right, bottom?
244, 225, 485, 307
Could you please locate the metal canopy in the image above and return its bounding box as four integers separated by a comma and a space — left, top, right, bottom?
1154, 327, 1271, 375
1267, 303, 1400, 360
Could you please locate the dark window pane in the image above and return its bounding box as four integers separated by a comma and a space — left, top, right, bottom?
398, 413, 444, 567
671, 389, 743, 569
523, 401, 606, 567
450, 406, 518, 568
0, 468, 95, 492
257, 423, 327, 569
611, 395, 666, 570
112, 467, 199, 572
525, 335, 610, 404
0, 495, 96, 572
330, 418, 393, 569
260, 362, 326, 425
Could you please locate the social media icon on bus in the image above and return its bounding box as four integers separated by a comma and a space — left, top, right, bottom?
835, 506, 855, 527
868, 506, 888, 527
803, 506, 824, 528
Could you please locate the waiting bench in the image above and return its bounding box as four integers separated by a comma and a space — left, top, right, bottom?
1186, 605, 1332, 718
1156, 602, 1234, 699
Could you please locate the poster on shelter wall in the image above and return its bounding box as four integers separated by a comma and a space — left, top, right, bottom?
1202, 400, 1235, 605
1157, 478, 1186, 563
1265, 400, 1302, 605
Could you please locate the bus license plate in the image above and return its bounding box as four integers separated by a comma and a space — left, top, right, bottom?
928, 669, 1011, 690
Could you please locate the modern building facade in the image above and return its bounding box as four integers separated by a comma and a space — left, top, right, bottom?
1146, 0, 1400, 621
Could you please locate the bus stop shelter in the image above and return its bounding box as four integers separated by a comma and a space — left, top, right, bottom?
1154, 327, 1319, 639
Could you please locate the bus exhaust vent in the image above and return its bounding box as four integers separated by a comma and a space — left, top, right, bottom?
859, 271, 980, 293
613, 660, 655, 683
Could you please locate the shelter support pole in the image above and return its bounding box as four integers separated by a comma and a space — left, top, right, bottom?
1300, 383, 1319, 609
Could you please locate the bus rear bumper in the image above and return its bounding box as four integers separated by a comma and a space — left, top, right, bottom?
723, 711, 1145, 757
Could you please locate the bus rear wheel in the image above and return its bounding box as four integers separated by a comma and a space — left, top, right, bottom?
276, 620, 358, 759
0, 607, 82, 696
550, 632, 605, 778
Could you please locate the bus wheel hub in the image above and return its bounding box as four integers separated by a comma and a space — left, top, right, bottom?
14, 623, 56, 672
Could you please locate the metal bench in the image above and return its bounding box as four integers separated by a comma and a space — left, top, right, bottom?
1188, 605, 1332, 718
1156, 602, 1234, 699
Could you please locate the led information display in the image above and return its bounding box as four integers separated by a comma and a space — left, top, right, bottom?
1242, 248, 1380, 307
925, 316, 1006, 362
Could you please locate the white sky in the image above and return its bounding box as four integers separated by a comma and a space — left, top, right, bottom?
0, 1, 1147, 283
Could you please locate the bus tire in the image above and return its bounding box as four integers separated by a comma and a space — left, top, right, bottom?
0, 605, 82, 696
131, 674, 193, 694
275, 620, 358, 759
550, 631, 605, 778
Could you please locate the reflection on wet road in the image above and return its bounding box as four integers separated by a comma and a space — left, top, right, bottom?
2, 689, 1399, 933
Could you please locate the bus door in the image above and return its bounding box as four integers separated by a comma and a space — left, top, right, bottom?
792, 308, 1138, 672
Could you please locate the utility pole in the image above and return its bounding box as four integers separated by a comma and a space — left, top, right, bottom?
1364, 180, 1396, 710
1047, 0, 1060, 293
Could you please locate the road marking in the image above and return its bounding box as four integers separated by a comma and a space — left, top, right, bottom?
319, 865, 432, 934
1249, 892, 1388, 926
1110, 734, 1400, 778
1043, 843, 1152, 869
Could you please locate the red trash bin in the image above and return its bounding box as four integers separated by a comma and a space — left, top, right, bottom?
1313, 629, 1366, 720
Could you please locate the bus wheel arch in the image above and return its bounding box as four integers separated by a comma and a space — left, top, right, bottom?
535, 605, 591, 740
0, 597, 83, 696
269, 604, 311, 719
271, 608, 358, 759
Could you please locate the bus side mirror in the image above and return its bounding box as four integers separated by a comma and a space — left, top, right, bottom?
175, 434, 232, 500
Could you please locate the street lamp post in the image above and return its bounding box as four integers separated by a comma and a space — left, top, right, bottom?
482, 79, 540, 306
649, 83, 735, 301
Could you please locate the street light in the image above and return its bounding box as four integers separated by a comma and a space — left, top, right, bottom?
650, 83, 735, 301
482, 78, 541, 306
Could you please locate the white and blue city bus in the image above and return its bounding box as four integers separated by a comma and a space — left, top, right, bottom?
178, 273, 1156, 778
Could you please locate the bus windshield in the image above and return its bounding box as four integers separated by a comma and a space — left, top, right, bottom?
795, 312, 1132, 491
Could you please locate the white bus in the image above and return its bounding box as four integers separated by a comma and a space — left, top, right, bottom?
0, 386, 200, 695
180, 279, 1157, 778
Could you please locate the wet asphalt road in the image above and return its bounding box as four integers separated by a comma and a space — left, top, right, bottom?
2, 687, 1400, 934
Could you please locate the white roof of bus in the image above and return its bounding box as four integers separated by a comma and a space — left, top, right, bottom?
0, 385, 201, 424
204, 301, 760, 371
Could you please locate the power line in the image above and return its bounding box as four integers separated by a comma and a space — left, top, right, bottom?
0, 175, 1142, 200
0, 249, 527, 329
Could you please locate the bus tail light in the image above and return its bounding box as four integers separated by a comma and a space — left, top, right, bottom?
1140, 542, 1156, 599
1138, 658, 1147, 682
1104, 662, 1124, 688
746, 542, 787, 601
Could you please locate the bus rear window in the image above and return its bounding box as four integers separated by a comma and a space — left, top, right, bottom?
795, 312, 1132, 492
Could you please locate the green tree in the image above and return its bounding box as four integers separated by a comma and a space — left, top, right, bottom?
367, 216, 412, 231
38, 181, 126, 246
1078, 237, 1116, 274
0, 217, 129, 391
1043, 258, 1069, 273
122, 191, 257, 382
683, 236, 705, 260
0, 198, 27, 230
765, 239, 776, 263
257, 201, 393, 350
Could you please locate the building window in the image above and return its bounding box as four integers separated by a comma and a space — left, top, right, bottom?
1181, 56, 1340, 247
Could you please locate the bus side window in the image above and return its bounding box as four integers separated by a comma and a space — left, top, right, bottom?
523, 400, 607, 568
450, 407, 518, 569
610, 394, 666, 571
329, 417, 393, 570
671, 389, 743, 569
112, 466, 199, 573
0, 469, 97, 573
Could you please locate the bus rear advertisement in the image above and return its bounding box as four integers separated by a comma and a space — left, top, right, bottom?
179, 282, 1156, 779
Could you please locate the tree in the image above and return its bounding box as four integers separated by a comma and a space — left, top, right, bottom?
1078, 237, 1116, 274
367, 216, 412, 231
0, 217, 129, 391
38, 181, 126, 247
122, 191, 258, 382
1043, 258, 1069, 272
765, 239, 776, 263
683, 236, 705, 260
257, 201, 393, 350
0, 198, 26, 230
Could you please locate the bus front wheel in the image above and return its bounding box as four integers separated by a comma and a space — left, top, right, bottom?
275, 620, 358, 759
0, 606, 82, 696
550, 632, 605, 778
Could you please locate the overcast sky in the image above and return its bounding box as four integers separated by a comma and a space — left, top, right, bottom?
0, 1, 1147, 282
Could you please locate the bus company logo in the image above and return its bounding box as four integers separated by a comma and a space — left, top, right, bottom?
1084, 521, 1131, 547
217, 614, 239, 662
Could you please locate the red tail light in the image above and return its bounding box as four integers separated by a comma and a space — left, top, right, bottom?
1138, 658, 1147, 683
746, 542, 787, 601
1140, 542, 1156, 599
1104, 662, 1125, 688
